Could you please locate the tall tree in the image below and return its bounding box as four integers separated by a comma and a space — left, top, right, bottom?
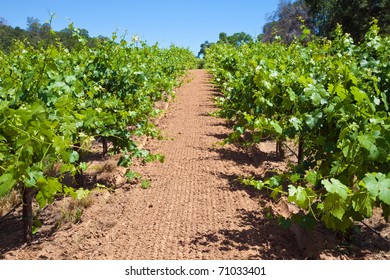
79, 28, 90, 39
218, 32, 253, 46
304, 0, 390, 41
198, 40, 213, 58
219, 32, 228, 43
262, 0, 312, 43
26, 17, 41, 32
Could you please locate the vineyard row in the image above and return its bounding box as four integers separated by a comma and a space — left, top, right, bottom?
205, 22, 390, 232
0, 27, 197, 240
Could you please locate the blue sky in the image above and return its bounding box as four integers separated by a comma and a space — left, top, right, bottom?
1, 0, 280, 54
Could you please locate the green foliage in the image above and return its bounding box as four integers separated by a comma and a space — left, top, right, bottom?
141, 180, 151, 189
197, 32, 253, 58
59, 191, 93, 225
0, 17, 106, 53
0, 24, 196, 229
206, 22, 390, 232
304, 0, 390, 42
218, 32, 253, 47
198, 41, 214, 58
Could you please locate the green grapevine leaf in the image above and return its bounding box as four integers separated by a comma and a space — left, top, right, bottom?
69, 151, 80, 164
75, 188, 90, 200
306, 171, 319, 186
351, 86, 368, 104
358, 134, 379, 160
270, 121, 283, 134
24, 169, 44, 188
324, 193, 346, 220
322, 178, 349, 200
352, 192, 373, 218
289, 117, 301, 131
364, 173, 390, 205
0, 173, 17, 197
290, 173, 301, 184
288, 185, 309, 209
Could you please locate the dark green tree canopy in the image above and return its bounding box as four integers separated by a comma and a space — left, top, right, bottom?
260, 0, 390, 44
198, 40, 214, 58
0, 17, 105, 53
198, 32, 253, 58
304, 0, 390, 42
218, 32, 253, 46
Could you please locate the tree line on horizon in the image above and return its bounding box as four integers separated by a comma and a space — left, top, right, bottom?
0, 16, 109, 53
1, 0, 389, 57
198, 0, 390, 57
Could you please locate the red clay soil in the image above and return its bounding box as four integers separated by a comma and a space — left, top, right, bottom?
1, 70, 389, 260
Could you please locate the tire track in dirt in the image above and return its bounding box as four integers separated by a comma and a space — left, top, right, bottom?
3, 69, 297, 260
112, 69, 268, 259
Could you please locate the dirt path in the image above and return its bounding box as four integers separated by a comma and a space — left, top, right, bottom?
1, 70, 291, 259
2, 70, 389, 260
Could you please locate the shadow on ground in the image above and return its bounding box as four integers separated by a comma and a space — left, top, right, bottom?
188, 207, 301, 259
186, 171, 390, 259
0, 206, 60, 258
191, 113, 390, 259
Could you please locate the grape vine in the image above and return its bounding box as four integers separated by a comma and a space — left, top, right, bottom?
0, 25, 197, 241
206, 21, 390, 232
